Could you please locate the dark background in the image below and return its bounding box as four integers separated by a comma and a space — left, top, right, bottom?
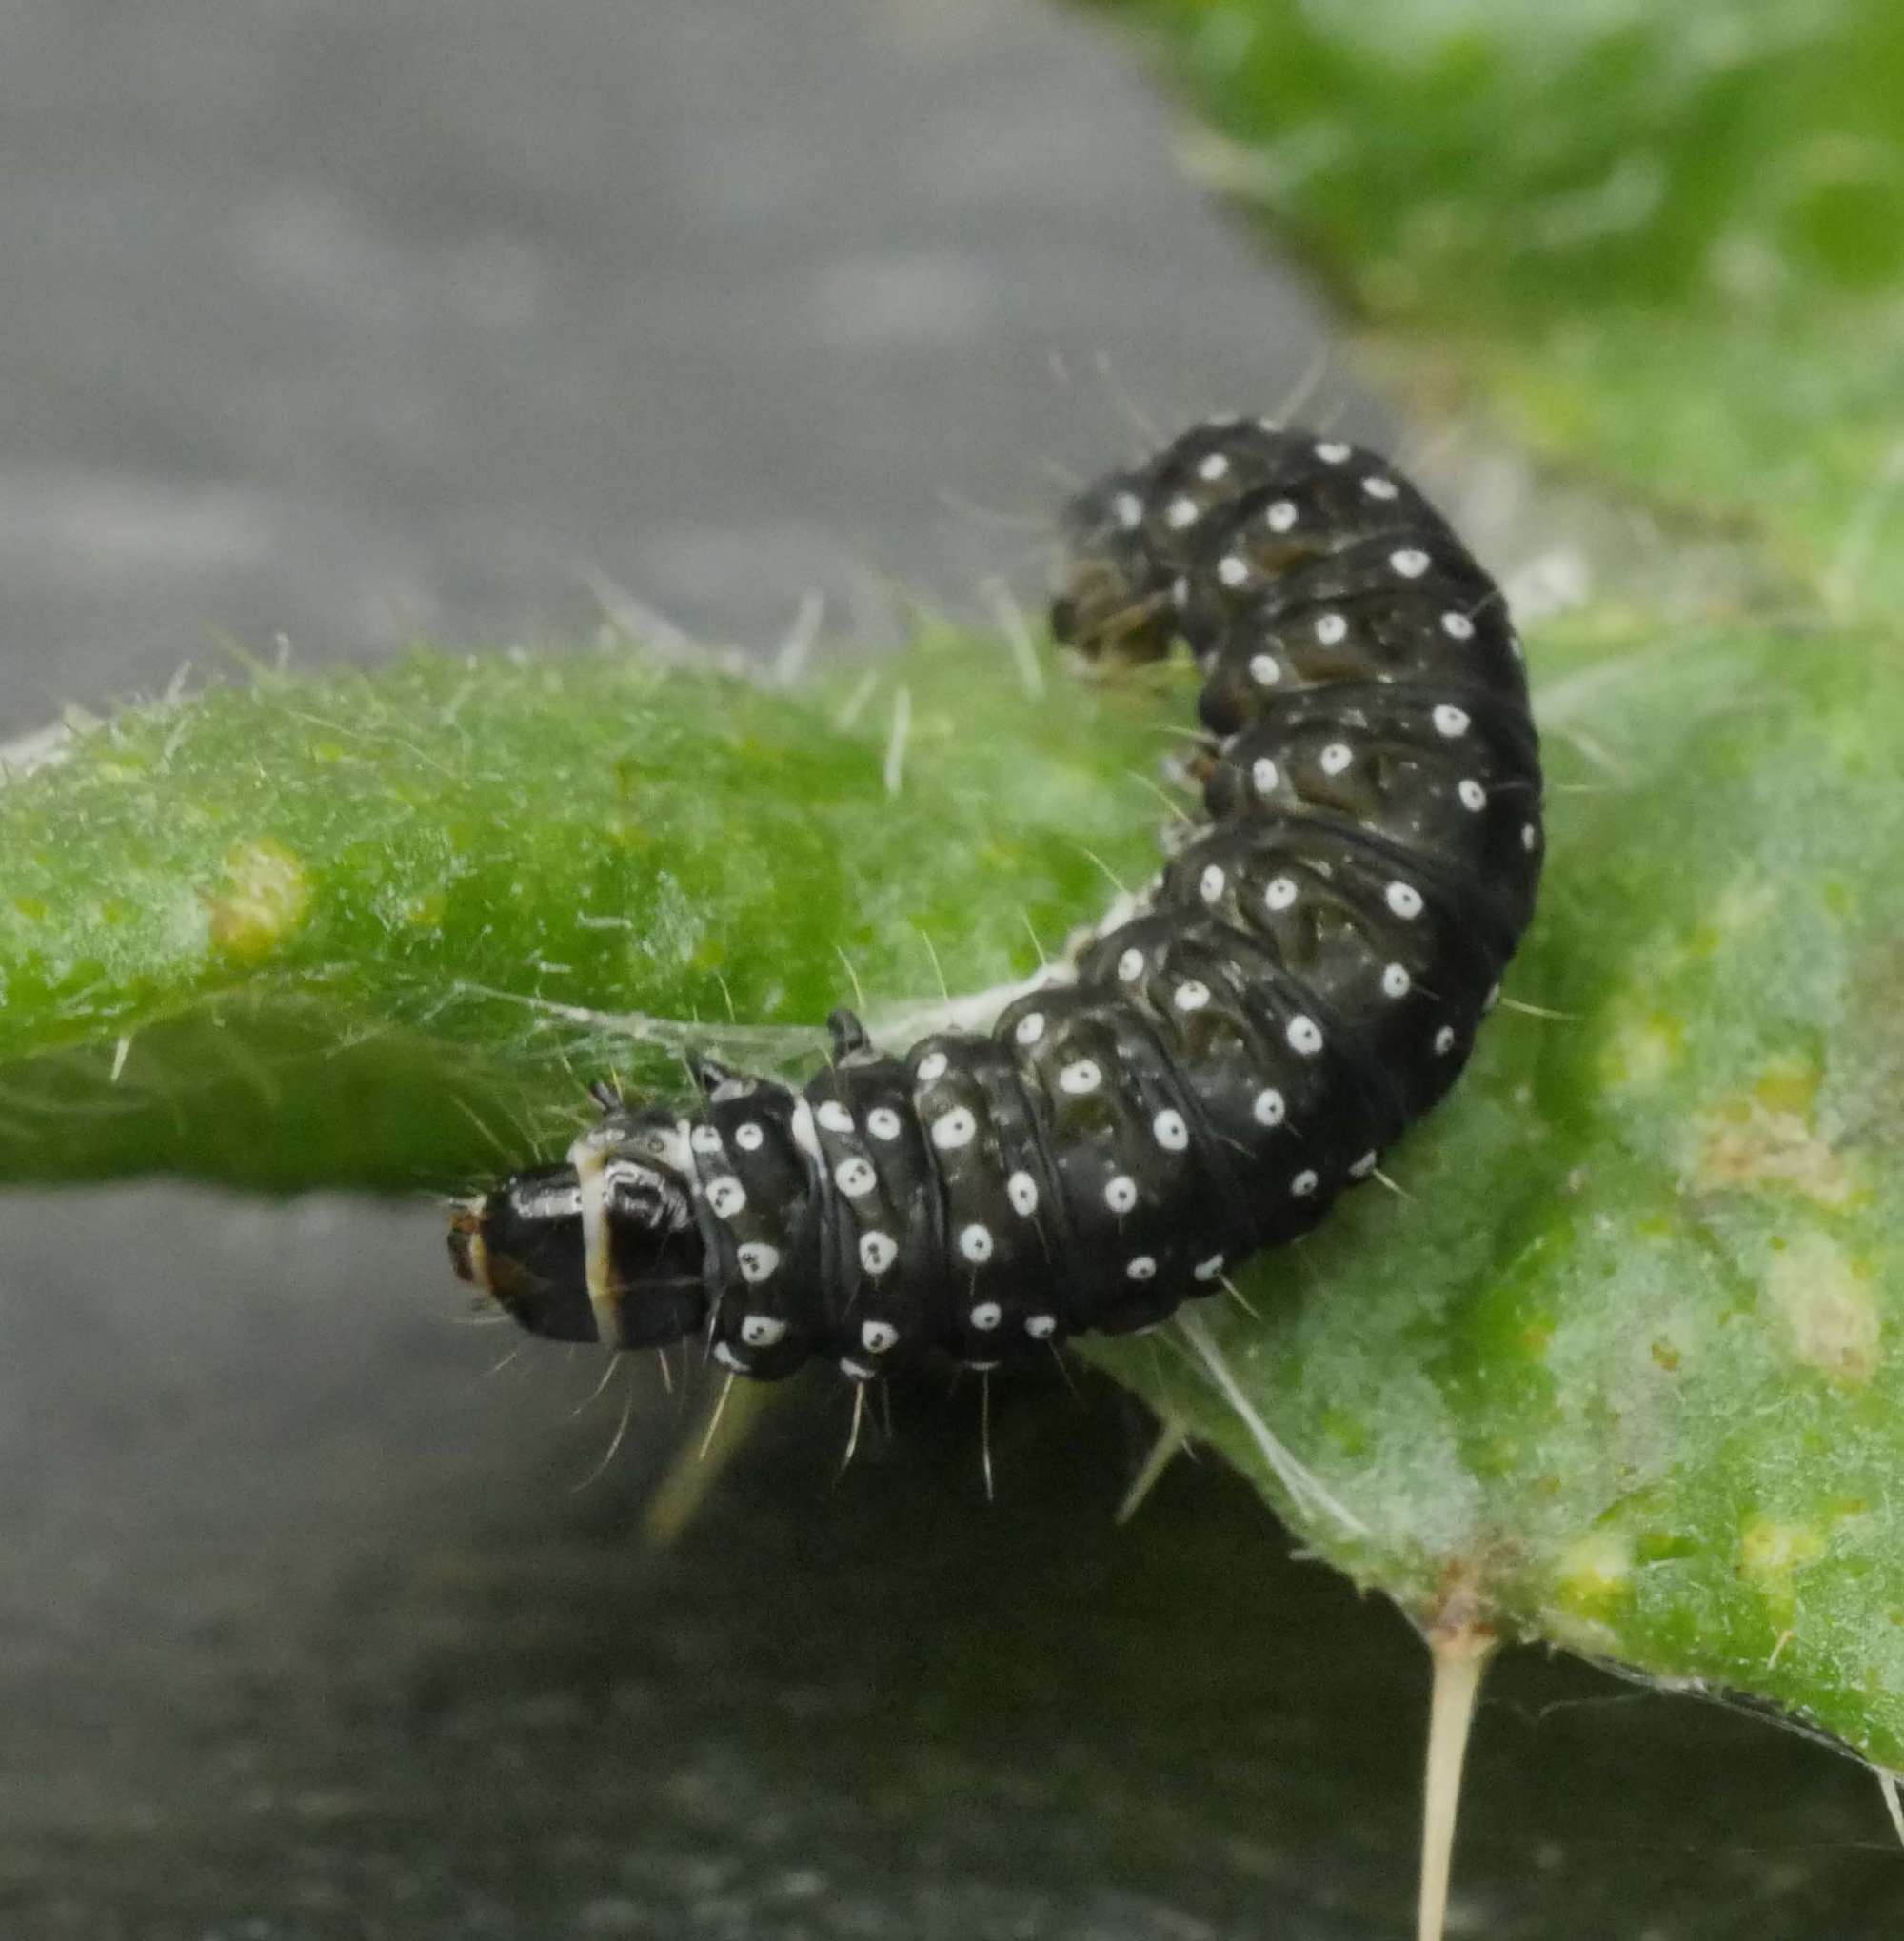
1, 3, 1894, 1935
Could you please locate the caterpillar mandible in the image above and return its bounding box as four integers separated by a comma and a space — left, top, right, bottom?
447, 417, 1541, 1393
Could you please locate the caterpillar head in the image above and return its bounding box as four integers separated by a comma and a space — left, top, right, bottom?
1049, 470, 1178, 661
448, 1097, 708, 1349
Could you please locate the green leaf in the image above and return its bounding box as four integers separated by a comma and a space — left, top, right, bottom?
1086, 618, 1904, 1767
0, 633, 1181, 1190
9, 605, 1901, 1765
1049, 0, 1904, 1770
1101, 0, 1904, 611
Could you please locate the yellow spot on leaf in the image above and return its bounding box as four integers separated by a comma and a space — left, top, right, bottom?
1599, 1007, 1680, 1090
1753, 1055, 1819, 1119
1762, 1230, 1880, 1385
1692, 1072, 1856, 1209
1738, 1515, 1827, 1617
1711, 877, 1777, 936
1554, 1528, 1633, 1620
1687, 879, 1775, 961
205, 840, 311, 962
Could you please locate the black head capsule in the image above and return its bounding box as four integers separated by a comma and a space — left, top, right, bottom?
448, 1104, 710, 1350
1051, 468, 1178, 661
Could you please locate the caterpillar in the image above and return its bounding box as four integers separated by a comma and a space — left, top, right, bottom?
447, 416, 1541, 1395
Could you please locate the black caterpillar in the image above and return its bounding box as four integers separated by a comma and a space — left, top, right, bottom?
448, 417, 1541, 1388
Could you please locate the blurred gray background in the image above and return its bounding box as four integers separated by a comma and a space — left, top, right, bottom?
0, 3, 1894, 1937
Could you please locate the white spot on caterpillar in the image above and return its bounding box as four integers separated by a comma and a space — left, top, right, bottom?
1441, 611, 1476, 640
1484, 981, 1501, 1012
1319, 743, 1353, 775
839, 1357, 875, 1382
1152, 1109, 1189, 1151
1007, 1170, 1039, 1216
740, 1313, 786, 1347
1291, 1169, 1319, 1198
1266, 500, 1299, 533
1112, 490, 1143, 529
734, 1120, 764, 1152
737, 1242, 780, 1283
834, 1157, 877, 1196
1251, 757, 1279, 796
1381, 962, 1412, 999
1217, 553, 1250, 588
1390, 548, 1431, 579
816, 1100, 854, 1135
1433, 703, 1471, 738
916, 1050, 949, 1083
1317, 441, 1351, 464
1173, 980, 1211, 1012
860, 1230, 898, 1275
1104, 1175, 1138, 1213
706, 1177, 747, 1218
1126, 1255, 1158, 1281
1362, 475, 1399, 501
861, 1319, 899, 1354
1458, 778, 1487, 811
1171, 576, 1190, 610
1198, 451, 1231, 482
1265, 875, 1299, 912
1350, 1150, 1378, 1178
1286, 1015, 1324, 1056
1164, 496, 1200, 530
1315, 612, 1348, 645
1024, 1313, 1057, 1339
1522, 822, 1539, 851
1117, 946, 1145, 982
690, 1124, 724, 1155
1058, 1060, 1102, 1095
1253, 1088, 1286, 1127
1249, 653, 1281, 686
959, 1223, 995, 1264
1200, 865, 1226, 904
866, 1106, 902, 1139
970, 1301, 1003, 1332
1386, 881, 1424, 920
931, 1106, 978, 1148
713, 1341, 747, 1374
1434, 1024, 1458, 1056
788, 1101, 821, 1159
1015, 1011, 1046, 1046
1193, 1254, 1224, 1281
